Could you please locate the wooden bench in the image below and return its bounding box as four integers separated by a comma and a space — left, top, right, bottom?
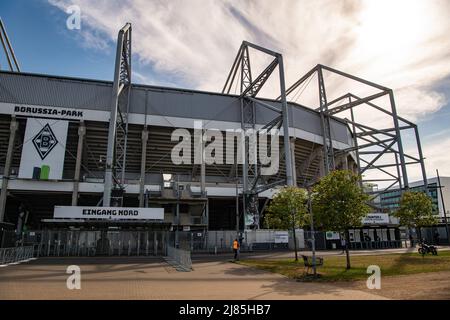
301, 255, 323, 274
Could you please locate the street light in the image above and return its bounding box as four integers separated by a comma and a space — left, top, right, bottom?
307, 188, 317, 276
436, 169, 450, 246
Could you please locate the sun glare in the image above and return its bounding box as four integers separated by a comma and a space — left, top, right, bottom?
355, 0, 433, 74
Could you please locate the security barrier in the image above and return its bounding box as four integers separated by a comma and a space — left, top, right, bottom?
166, 245, 192, 271
0, 246, 34, 265
21, 230, 167, 257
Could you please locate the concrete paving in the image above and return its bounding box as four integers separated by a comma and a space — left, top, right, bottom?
0, 256, 386, 300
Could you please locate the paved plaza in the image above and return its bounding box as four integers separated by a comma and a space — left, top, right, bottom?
1, 250, 449, 300
0, 256, 385, 300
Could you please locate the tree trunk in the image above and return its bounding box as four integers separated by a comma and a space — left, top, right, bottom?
292, 225, 298, 262
345, 230, 351, 269
417, 227, 422, 243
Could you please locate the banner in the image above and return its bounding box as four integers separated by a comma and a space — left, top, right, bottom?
18, 118, 68, 180
325, 231, 340, 240
54, 206, 164, 220
362, 213, 390, 225
274, 231, 289, 243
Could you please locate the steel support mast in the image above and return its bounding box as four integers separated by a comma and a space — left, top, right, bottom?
103, 23, 132, 207
223, 41, 294, 229
0, 17, 20, 72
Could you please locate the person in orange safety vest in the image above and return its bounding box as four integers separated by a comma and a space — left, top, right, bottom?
233, 239, 240, 261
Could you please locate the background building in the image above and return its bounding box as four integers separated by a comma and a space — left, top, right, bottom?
380, 176, 450, 219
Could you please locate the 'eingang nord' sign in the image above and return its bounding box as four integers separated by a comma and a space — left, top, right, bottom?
54, 206, 164, 220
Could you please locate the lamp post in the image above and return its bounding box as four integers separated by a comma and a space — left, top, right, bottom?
436, 169, 449, 246
308, 188, 317, 276
292, 208, 298, 262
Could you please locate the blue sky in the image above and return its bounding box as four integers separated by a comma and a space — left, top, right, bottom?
0, 0, 170, 85
0, 0, 114, 80
0, 0, 449, 182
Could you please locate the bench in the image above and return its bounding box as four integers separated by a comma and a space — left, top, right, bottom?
301, 255, 323, 274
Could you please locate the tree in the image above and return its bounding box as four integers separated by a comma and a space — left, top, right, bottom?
266, 186, 309, 261
394, 191, 438, 241
312, 170, 371, 269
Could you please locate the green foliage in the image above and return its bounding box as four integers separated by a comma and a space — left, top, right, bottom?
394, 191, 438, 228
265, 186, 309, 230
312, 170, 371, 232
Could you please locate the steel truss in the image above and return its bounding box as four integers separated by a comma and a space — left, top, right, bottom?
103, 23, 132, 207
223, 41, 294, 229
283, 64, 427, 208
0, 18, 20, 72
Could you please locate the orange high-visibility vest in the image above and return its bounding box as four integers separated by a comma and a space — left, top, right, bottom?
233, 240, 239, 249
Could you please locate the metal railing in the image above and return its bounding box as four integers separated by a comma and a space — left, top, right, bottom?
21, 230, 167, 257
348, 240, 402, 250
166, 245, 192, 271
0, 246, 34, 265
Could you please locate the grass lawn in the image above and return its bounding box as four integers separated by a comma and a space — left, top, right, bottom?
239, 251, 450, 282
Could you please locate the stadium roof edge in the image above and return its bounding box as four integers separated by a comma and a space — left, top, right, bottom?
0, 70, 349, 125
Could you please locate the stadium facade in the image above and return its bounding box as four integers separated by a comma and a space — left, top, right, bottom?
0, 69, 355, 231
0, 24, 431, 253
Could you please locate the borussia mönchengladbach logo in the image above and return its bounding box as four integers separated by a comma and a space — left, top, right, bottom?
32, 123, 59, 160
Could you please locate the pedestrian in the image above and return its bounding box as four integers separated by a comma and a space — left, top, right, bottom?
340, 236, 346, 254
233, 238, 240, 261
409, 233, 414, 248
434, 230, 440, 246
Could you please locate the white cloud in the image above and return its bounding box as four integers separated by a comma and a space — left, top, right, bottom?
48, 0, 450, 183
403, 127, 450, 182
406, 136, 450, 182
48, 0, 450, 114
424, 137, 450, 178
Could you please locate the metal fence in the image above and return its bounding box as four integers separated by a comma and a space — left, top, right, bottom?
20, 230, 167, 257
182, 230, 290, 253
0, 230, 17, 248
0, 246, 34, 265
348, 240, 402, 250
304, 231, 327, 250
3, 229, 413, 257
166, 245, 192, 271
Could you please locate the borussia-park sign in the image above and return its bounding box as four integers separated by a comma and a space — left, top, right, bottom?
54, 206, 164, 220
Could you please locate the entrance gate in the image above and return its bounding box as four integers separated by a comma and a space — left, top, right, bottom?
21, 230, 167, 257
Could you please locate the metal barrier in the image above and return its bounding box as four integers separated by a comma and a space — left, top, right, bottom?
304, 231, 327, 250
166, 245, 192, 271
0, 246, 34, 265
21, 230, 167, 257
349, 240, 402, 250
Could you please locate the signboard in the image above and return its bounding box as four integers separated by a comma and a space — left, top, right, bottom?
362, 213, 389, 225
13, 104, 84, 120
2, 102, 107, 122
54, 206, 164, 220
18, 118, 68, 180
325, 231, 340, 240
274, 231, 289, 243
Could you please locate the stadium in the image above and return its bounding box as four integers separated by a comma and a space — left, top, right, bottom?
0, 23, 429, 255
